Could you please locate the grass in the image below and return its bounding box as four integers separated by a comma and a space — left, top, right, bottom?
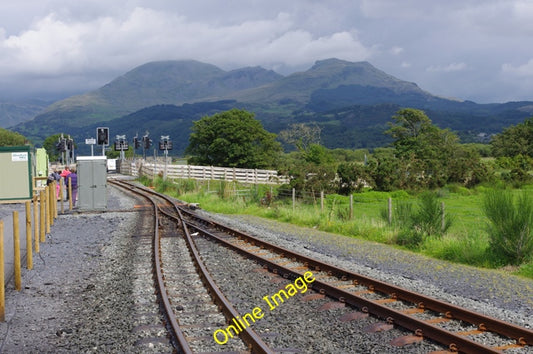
146, 177, 533, 279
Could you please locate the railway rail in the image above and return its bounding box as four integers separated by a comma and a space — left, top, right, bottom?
111, 178, 533, 353
109, 179, 273, 353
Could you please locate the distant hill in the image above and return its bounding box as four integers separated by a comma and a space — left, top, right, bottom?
0, 99, 51, 128
12, 58, 533, 153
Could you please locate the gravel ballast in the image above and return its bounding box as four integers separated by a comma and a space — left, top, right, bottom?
0, 183, 531, 353
203, 213, 533, 329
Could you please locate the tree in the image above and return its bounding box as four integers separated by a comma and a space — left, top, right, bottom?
279, 123, 322, 152
186, 109, 282, 168
0, 128, 27, 146
491, 117, 533, 158
385, 108, 468, 189
43, 134, 64, 162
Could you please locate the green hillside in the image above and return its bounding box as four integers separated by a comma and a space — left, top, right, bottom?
12, 58, 533, 150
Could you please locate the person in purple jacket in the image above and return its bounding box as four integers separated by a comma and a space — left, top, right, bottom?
67, 168, 78, 206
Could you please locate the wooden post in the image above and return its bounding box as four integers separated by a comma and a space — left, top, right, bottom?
349, 194, 353, 220
60, 178, 64, 214
292, 188, 296, 212
45, 186, 50, 234
53, 181, 58, 218
0, 220, 4, 321
13, 211, 21, 291
320, 191, 324, 212
48, 183, 54, 227
441, 202, 445, 232
25, 201, 33, 270
388, 197, 392, 226
33, 199, 39, 253
40, 190, 46, 243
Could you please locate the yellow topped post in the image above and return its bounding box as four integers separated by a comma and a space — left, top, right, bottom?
48, 183, 54, 227
13, 211, 21, 291
40, 190, 45, 243
45, 186, 50, 235
25, 201, 32, 270
33, 198, 39, 253
60, 178, 64, 214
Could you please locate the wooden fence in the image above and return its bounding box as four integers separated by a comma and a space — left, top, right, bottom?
117, 159, 289, 185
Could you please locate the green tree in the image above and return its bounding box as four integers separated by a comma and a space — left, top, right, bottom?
186, 109, 282, 168
0, 128, 27, 146
337, 162, 372, 194
491, 117, 533, 158
43, 134, 64, 162
385, 108, 471, 189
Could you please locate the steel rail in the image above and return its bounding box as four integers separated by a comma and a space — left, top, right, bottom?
111, 179, 274, 354
178, 205, 533, 353
109, 180, 193, 353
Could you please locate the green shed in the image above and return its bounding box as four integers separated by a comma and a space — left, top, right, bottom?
0, 146, 33, 201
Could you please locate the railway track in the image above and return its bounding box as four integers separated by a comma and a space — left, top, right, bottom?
111, 178, 533, 353
109, 178, 273, 353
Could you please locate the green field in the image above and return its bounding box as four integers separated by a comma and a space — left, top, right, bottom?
142, 177, 533, 279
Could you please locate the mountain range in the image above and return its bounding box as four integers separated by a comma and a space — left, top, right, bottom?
10, 58, 533, 155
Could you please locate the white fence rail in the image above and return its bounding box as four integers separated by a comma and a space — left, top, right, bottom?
117, 160, 288, 185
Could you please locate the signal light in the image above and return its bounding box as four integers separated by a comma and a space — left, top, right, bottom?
96, 127, 109, 145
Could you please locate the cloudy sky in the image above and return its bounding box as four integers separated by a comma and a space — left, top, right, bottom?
1, 0, 532, 103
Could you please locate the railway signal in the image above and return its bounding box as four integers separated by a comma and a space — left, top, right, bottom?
142, 134, 152, 159
133, 136, 140, 149
114, 135, 128, 160
96, 127, 109, 156
159, 136, 172, 180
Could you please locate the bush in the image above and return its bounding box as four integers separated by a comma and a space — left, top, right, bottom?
412, 192, 452, 237
482, 189, 533, 265
396, 228, 423, 248
380, 200, 413, 229
386, 192, 452, 248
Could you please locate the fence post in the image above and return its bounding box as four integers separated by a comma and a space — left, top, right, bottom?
33, 199, 39, 253
349, 194, 353, 220
48, 183, 54, 227
320, 191, 324, 212
13, 211, 21, 291
388, 197, 392, 225
292, 188, 296, 211
25, 201, 32, 270
40, 190, 45, 243
441, 202, 445, 232
60, 178, 64, 214
45, 186, 50, 235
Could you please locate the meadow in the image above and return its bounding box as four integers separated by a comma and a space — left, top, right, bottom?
141, 176, 533, 279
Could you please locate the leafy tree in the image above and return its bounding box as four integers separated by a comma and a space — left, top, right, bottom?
491, 117, 533, 158
0, 128, 27, 146
337, 162, 372, 194
303, 144, 334, 165
385, 108, 473, 189
186, 109, 282, 168
43, 134, 64, 162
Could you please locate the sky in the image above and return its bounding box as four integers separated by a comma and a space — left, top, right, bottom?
1, 0, 533, 103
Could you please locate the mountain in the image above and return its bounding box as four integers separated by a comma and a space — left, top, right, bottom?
0, 99, 51, 128
25, 60, 282, 128
12, 58, 533, 153
228, 59, 431, 106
